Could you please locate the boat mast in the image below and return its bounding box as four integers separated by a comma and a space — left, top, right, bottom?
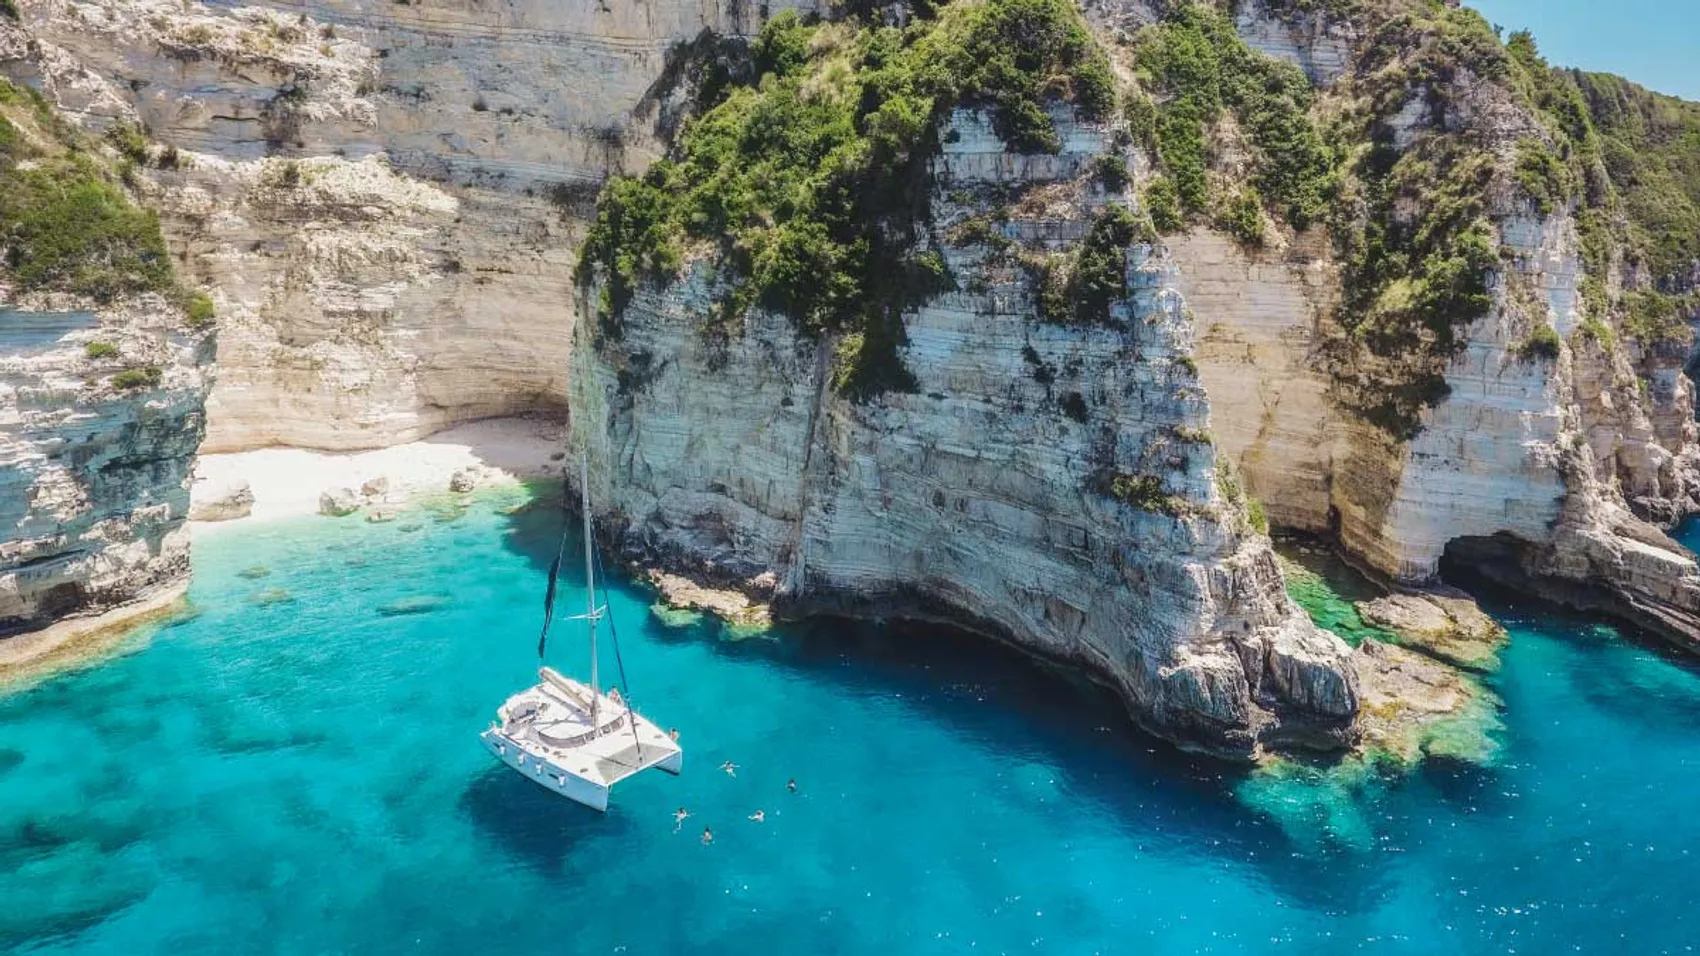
581, 449, 600, 730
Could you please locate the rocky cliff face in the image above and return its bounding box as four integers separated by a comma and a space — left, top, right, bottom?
4, 0, 1700, 711
2, 0, 812, 450
1169, 1, 1700, 653
570, 108, 1360, 758
0, 299, 211, 640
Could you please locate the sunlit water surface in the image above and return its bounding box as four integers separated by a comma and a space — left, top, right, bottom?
2, 492, 1698, 954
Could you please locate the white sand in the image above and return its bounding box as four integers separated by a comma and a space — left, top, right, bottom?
190, 416, 566, 528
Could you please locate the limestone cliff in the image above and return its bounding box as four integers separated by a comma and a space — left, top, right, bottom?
0, 54, 214, 651
569, 85, 1360, 758
2, 0, 813, 450
0, 300, 211, 641
1162, 0, 1700, 653
4, 0, 1700, 710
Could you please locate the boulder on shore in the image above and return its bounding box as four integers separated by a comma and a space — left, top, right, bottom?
189, 479, 254, 522
360, 476, 390, 498
318, 488, 360, 517
448, 468, 479, 493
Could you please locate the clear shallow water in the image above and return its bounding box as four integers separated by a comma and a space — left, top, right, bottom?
3, 495, 1699, 955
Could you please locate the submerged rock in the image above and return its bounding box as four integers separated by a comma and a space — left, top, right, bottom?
317, 488, 360, 517
236, 566, 270, 580
649, 603, 707, 629
376, 595, 451, 617
647, 570, 773, 636
1355, 589, 1507, 671
1351, 639, 1501, 766
247, 589, 293, 607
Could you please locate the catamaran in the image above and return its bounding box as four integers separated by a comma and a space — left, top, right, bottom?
479, 453, 682, 811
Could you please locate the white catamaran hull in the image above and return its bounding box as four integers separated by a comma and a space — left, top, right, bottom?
480, 669, 684, 811
481, 726, 685, 812
482, 727, 610, 810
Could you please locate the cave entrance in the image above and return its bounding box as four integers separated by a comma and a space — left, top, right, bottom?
1437, 532, 1540, 601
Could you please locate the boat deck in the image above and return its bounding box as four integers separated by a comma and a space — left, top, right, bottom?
496, 671, 681, 787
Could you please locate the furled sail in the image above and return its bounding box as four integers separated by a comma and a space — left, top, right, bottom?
537, 550, 561, 660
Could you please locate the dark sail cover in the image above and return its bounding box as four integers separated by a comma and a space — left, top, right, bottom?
537, 553, 561, 659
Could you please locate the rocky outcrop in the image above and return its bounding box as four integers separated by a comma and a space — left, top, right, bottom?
1355, 588, 1505, 671
570, 109, 1359, 758
317, 487, 360, 516
0, 300, 212, 642
188, 477, 254, 522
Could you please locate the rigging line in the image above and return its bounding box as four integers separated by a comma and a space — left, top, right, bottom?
593, 541, 644, 758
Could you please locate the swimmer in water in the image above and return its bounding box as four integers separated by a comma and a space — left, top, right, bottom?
749, 810, 765, 823
673, 807, 689, 832
720, 760, 737, 777
668, 728, 680, 742
701, 827, 714, 845
787, 778, 797, 794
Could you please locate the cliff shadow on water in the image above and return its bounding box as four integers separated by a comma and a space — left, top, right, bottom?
488, 488, 1499, 889
1439, 534, 1700, 726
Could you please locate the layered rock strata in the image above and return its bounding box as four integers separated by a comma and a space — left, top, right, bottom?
1167, 3, 1700, 653
0, 301, 212, 643
1, 0, 815, 450
570, 110, 1360, 758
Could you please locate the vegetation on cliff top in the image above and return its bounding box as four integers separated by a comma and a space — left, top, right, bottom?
1131, 2, 1336, 236
1134, 2, 1698, 436
576, 0, 1114, 400
0, 79, 209, 319
1318, 4, 1510, 437
1503, 34, 1700, 344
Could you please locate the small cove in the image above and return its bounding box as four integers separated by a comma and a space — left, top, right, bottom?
1, 491, 1697, 954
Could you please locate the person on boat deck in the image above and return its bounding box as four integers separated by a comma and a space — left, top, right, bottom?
608, 687, 622, 705
701, 827, 714, 845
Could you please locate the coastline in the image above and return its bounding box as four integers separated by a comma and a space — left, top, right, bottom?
0, 417, 566, 684
0, 582, 191, 684
189, 416, 566, 531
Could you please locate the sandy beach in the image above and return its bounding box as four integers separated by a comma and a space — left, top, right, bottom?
190, 416, 566, 529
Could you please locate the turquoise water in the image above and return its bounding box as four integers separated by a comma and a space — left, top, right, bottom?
4, 495, 1699, 955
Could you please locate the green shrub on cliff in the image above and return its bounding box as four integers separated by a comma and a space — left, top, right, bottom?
1060, 206, 1147, 326
111, 366, 162, 390
1133, 2, 1336, 230
0, 79, 186, 306
1323, 5, 1508, 438
1505, 32, 1700, 350
1104, 473, 1191, 517
1143, 175, 1183, 234
183, 290, 216, 329
0, 155, 174, 301
1519, 323, 1562, 362
577, 0, 1117, 399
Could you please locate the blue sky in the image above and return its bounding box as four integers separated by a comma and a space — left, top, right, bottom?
1467, 0, 1700, 100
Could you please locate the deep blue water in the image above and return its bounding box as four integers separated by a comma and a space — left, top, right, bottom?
2, 491, 1698, 955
